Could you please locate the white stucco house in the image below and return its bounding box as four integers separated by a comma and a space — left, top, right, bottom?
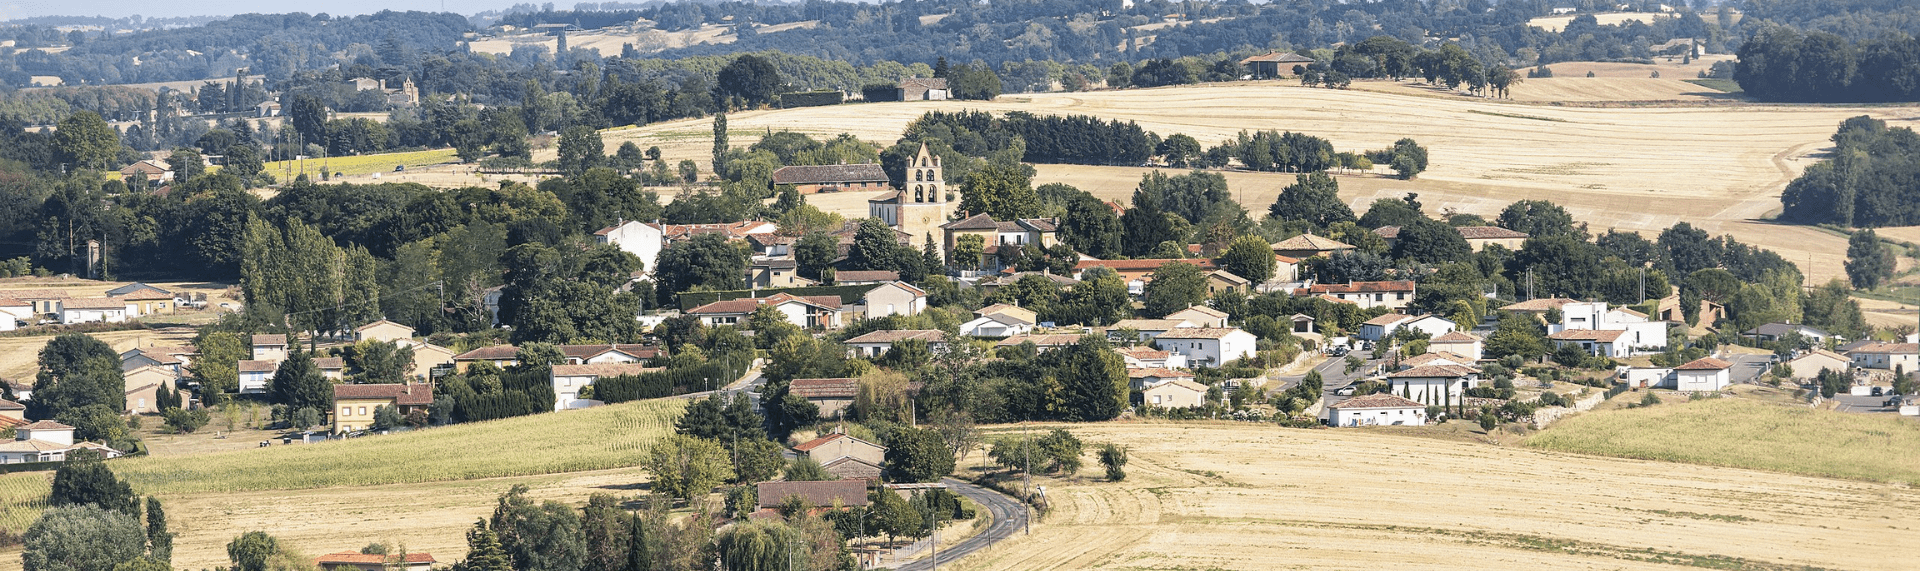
960, 313, 1032, 337
1427, 331, 1483, 360
60, 298, 129, 325
0, 421, 121, 464
1672, 357, 1731, 392
1549, 329, 1631, 358
685, 293, 843, 329
1165, 305, 1230, 328
1555, 301, 1667, 353
1385, 364, 1480, 406
1154, 328, 1257, 367
1357, 314, 1455, 341
593, 220, 664, 279
857, 281, 927, 320
844, 329, 949, 358
552, 362, 662, 411
1846, 342, 1919, 371
1115, 346, 1187, 369
1327, 393, 1428, 427
237, 360, 276, 394
1141, 378, 1208, 408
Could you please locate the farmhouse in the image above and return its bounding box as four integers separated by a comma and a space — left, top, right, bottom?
685, 293, 844, 329
1386, 364, 1480, 406
1240, 51, 1315, 78
793, 430, 886, 480
1428, 331, 1483, 360
896, 77, 949, 101
314, 552, 436, 571
845, 329, 948, 359
1785, 349, 1849, 381
60, 297, 128, 325
108, 283, 175, 316
1142, 378, 1208, 408
119, 160, 172, 184
789, 378, 861, 419
551, 363, 662, 411
332, 384, 433, 433
1155, 327, 1257, 367
1328, 393, 1428, 427
1672, 357, 1732, 392
771, 163, 890, 194
1845, 342, 1919, 371
1303, 281, 1416, 311
1269, 233, 1352, 260
122, 367, 178, 414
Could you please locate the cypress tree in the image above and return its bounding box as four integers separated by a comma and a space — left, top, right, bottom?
146, 496, 173, 562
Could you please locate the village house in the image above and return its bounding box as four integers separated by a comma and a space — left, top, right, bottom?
1357, 313, 1455, 341
1327, 393, 1428, 427
1239, 51, 1316, 78
0, 421, 121, 464
60, 298, 128, 325
772, 163, 891, 194
252, 334, 289, 364
1207, 270, 1251, 296
1427, 331, 1484, 360
789, 378, 860, 419
1115, 346, 1187, 369
845, 329, 948, 359
11, 290, 68, 320
1554, 301, 1667, 352
1386, 364, 1480, 406
748, 259, 813, 289
560, 344, 660, 365
834, 270, 900, 286
452, 345, 521, 373
1846, 342, 1919, 371
686, 293, 844, 329
1373, 225, 1529, 253
121, 346, 191, 375
1270, 233, 1353, 260
0, 399, 22, 423
1672, 357, 1732, 392
1743, 322, 1835, 345
1500, 297, 1577, 317
118, 160, 172, 185
314, 357, 346, 380
353, 320, 416, 344
108, 283, 175, 316
996, 334, 1085, 353
1304, 281, 1417, 311
1400, 351, 1476, 369
407, 342, 457, 378
593, 220, 666, 279
1549, 329, 1631, 358
332, 384, 434, 433
551, 363, 662, 411
855, 281, 926, 319
1155, 328, 1258, 367
1108, 319, 1195, 343
747, 234, 794, 258
237, 360, 276, 394
792, 429, 886, 480
1127, 367, 1195, 390
122, 365, 178, 414
1166, 305, 1230, 328
314, 552, 436, 571
1786, 349, 1850, 381
960, 312, 1033, 338
1142, 378, 1208, 408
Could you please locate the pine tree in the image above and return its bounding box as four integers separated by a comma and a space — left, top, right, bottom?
626, 513, 654, 571
456, 520, 512, 571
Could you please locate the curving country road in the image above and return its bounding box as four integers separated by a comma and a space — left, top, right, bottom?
891, 478, 1029, 571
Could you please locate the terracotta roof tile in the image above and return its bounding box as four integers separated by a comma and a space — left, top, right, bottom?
1270, 233, 1352, 251
845, 330, 946, 344
1155, 327, 1247, 340
331, 383, 435, 406
1331, 393, 1426, 409
238, 360, 277, 373
251, 334, 287, 346
1549, 329, 1627, 342
1074, 258, 1217, 272
19, 420, 73, 430
756, 480, 868, 508
1388, 364, 1480, 378
552, 363, 662, 378
1311, 281, 1415, 294
790, 378, 860, 399
454, 345, 520, 360
61, 298, 127, 310
835, 270, 899, 283
1432, 331, 1481, 342
1674, 357, 1732, 371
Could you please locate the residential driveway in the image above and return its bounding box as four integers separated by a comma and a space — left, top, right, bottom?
1273, 349, 1379, 410
889, 478, 1029, 571
1830, 394, 1901, 414
1722, 353, 1773, 384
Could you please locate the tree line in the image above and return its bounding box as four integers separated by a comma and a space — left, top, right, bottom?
1781, 116, 1920, 227
1735, 28, 1920, 103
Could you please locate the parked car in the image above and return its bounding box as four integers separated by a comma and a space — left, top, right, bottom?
1872, 387, 1884, 396
1886, 397, 1905, 407
393, 165, 406, 172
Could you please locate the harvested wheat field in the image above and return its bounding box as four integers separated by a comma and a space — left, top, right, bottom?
615, 82, 1910, 284
1528, 12, 1679, 32
950, 421, 1917, 571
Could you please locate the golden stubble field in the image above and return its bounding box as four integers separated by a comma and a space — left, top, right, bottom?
588, 81, 1916, 286
950, 422, 1919, 571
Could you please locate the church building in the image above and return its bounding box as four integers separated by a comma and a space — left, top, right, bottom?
868, 143, 951, 255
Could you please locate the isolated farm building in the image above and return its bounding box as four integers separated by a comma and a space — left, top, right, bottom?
1115, 346, 1186, 369
1155, 327, 1258, 367
108, 283, 175, 316
1240, 52, 1315, 78
551, 363, 663, 411
1743, 322, 1834, 345
1846, 343, 1919, 371
1672, 357, 1732, 392
845, 329, 948, 359
1374, 225, 1528, 253
315, 552, 436, 571
353, 320, 416, 344
686, 293, 843, 329
789, 378, 861, 419
1270, 233, 1353, 260
237, 360, 276, 394
1304, 281, 1416, 311
793, 430, 887, 469
1428, 331, 1484, 360
594, 220, 666, 280
1327, 393, 1428, 427
1621, 367, 1673, 389
1108, 319, 1196, 343
313, 357, 346, 381
857, 281, 927, 319
1127, 367, 1196, 390
1142, 378, 1208, 408
251, 334, 289, 364
757, 480, 870, 511
772, 163, 891, 194
332, 383, 434, 433
1166, 305, 1230, 328
995, 334, 1085, 354
60, 298, 128, 325
896, 77, 949, 101
1785, 350, 1850, 381
1386, 364, 1480, 406
256, 101, 281, 117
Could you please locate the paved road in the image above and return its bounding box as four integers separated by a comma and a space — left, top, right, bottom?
1722, 353, 1773, 385
890, 478, 1028, 571
1274, 350, 1380, 411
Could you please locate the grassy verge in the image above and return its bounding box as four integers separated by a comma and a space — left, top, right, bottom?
1525, 397, 1920, 484
1682, 78, 1743, 93
262, 148, 460, 177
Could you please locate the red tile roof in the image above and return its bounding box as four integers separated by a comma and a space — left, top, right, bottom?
332, 383, 435, 406
1242, 51, 1315, 64
61, 298, 128, 310
1502, 298, 1577, 312
1074, 258, 1217, 272
19, 420, 72, 430
1388, 364, 1480, 378
835, 270, 899, 283
1126, 367, 1192, 379
1431, 331, 1481, 343
252, 334, 287, 346
844, 330, 946, 344
1674, 357, 1732, 371
789, 378, 860, 399
551, 363, 661, 378
1549, 329, 1627, 342
238, 360, 277, 373
453, 345, 520, 361
1155, 327, 1248, 340
756, 480, 868, 508
1311, 281, 1415, 294
687, 293, 841, 314
1331, 393, 1426, 410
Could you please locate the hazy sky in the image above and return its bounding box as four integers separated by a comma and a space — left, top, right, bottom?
0, 0, 530, 21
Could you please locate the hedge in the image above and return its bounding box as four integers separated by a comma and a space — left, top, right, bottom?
778, 90, 844, 108
595, 352, 754, 403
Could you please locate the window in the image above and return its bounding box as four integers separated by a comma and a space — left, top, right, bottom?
342, 407, 351, 416
358, 407, 367, 416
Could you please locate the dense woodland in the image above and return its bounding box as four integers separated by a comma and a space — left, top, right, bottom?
1781, 116, 1920, 227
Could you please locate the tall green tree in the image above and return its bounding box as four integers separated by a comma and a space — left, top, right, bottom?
31, 333, 125, 421
645, 435, 735, 501
957, 163, 1039, 220
1845, 229, 1895, 290
489, 486, 586, 571
48, 456, 137, 516
1142, 261, 1208, 317
884, 426, 956, 483
1045, 336, 1128, 421
226, 531, 279, 571
717, 55, 782, 108
188, 331, 245, 406
455, 520, 513, 571
1268, 172, 1354, 228
653, 233, 747, 306
1121, 189, 1179, 258
556, 126, 604, 177
22, 505, 147, 571
144, 497, 172, 564
1058, 193, 1122, 258
268, 345, 330, 415
711, 113, 728, 177
1215, 235, 1277, 284
1390, 216, 1472, 264
1498, 200, 1583, 240
52, 111, 120, 170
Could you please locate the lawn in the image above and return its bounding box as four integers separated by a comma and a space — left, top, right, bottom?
261, 148, 459, 178
1526, 397, 1920, 484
